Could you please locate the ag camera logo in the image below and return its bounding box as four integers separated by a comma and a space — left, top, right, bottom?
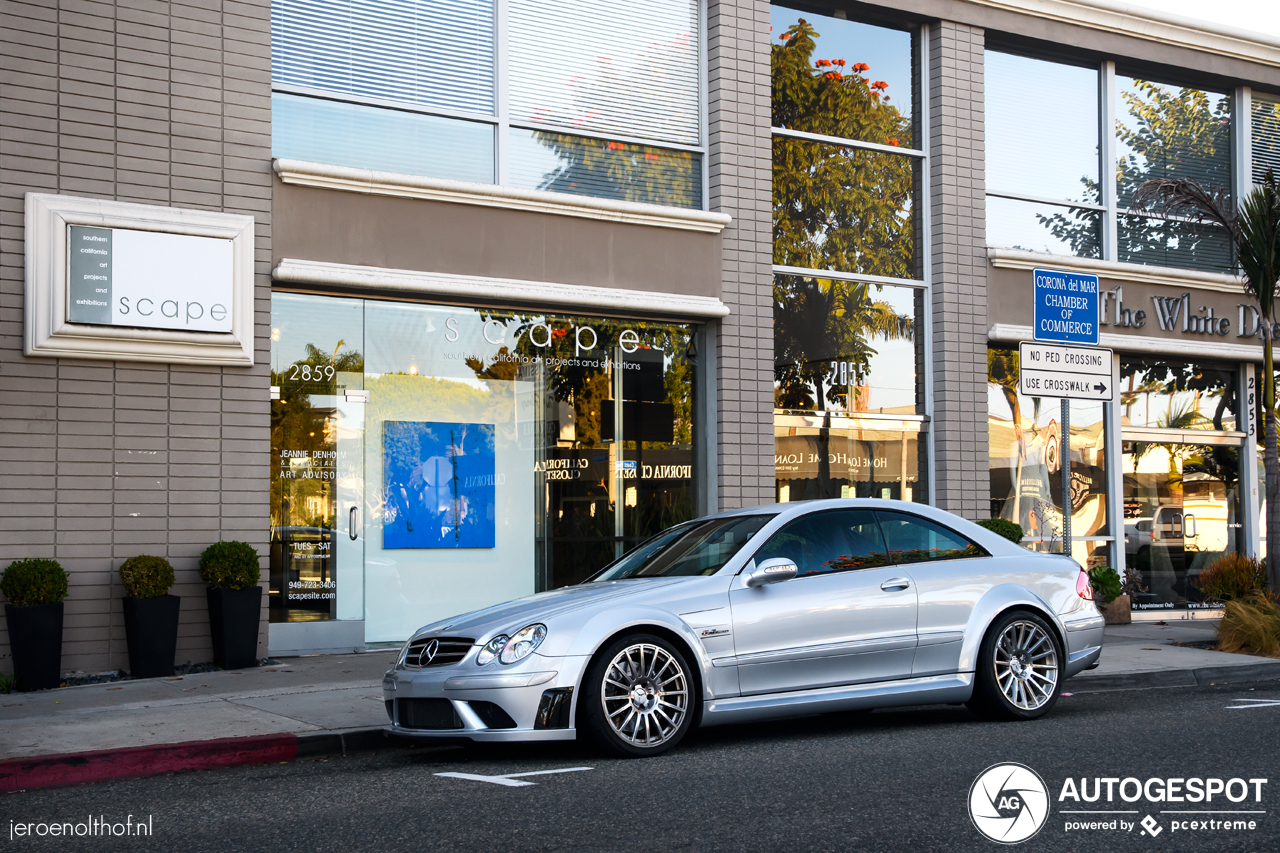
970, 763, 1050, 844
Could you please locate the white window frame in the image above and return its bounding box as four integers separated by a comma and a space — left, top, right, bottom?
271, 0, 710, 210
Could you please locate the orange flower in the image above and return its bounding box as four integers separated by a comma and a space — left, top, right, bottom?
607, 141, 624, 150
833, 59, 846, 66
780, 32, 790, 40
815, 59, 830, 67
887, 138, 899, 146
644, 152, 658, 161
852, 62, 869, 72
872, 80, 888, 90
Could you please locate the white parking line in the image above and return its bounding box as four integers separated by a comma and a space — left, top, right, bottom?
1225, 698, 1280, 709
434, 767, 594, 787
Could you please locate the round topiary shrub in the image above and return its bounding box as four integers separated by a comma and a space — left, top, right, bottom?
1, 558, 69, 607
119, 555, 175, 599
976, 518, 1025, 544
198, 541, 261, 591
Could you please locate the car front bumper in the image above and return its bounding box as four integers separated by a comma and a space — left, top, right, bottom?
382, 654, 590, 742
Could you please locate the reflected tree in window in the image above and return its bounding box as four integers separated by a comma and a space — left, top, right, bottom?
772, 18, 915, 277
1042, 80, 1232, 267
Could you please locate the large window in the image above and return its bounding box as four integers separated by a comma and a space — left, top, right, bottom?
988, 346, 1109, 568
771, 7, 927, 504
1256, 93, 1280, 185
986, 50, 1237, 274
270, 294, 701, 638
272, 0, 704, 208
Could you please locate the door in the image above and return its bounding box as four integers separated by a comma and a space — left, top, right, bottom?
1123, 438, 1240, 609
729, 508, 918, 696
871, 510, 990, 676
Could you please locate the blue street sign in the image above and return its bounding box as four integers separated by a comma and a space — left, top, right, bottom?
1032, 268, 1100, 346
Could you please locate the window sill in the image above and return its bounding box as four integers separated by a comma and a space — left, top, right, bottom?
988, 248, 1244, 294
273, 159, 731, 234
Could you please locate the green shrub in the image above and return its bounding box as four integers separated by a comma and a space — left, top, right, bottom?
1194, 553, 1270, 603
0, 672, 14, 695
0, 558, 69, 606
1217, 592, 1280, 658
198, 541, 260, 590
977, 518, 1025, 544
119, 555, 175, 599
1088, 566, 1123, 604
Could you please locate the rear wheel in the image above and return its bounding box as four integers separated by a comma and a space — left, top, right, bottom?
581, 633, 695, 758
967, 611, 1062, 721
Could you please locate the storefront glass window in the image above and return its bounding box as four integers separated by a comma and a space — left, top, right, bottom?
270, 293, 699, 639
1119, 358, 1238, 431
774, 276, 925, 502
988, 346, 1109, 567
1253, 94, 1280, 185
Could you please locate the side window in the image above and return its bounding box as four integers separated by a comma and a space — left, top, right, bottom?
753, 510, 888, 576
875, 510, 986, 565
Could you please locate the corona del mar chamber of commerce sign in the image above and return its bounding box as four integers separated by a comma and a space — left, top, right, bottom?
25, 193, 255, 365
1032, 267, 1099, 346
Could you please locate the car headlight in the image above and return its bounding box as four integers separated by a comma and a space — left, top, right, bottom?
499, 623, 547, 665
476, 635, 508, 666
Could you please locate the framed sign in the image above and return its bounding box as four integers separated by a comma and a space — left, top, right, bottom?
24, 193, 255, 365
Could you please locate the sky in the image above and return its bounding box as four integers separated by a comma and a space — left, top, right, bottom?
1123, 0, 1280, 40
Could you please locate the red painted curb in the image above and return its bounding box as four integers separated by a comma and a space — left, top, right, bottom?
0, 734, 299, 792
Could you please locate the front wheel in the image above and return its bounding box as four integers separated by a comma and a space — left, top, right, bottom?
581, 634, 695, 758
966, 611, 1062, 721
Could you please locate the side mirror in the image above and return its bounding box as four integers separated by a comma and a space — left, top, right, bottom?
744, 557, 799, 588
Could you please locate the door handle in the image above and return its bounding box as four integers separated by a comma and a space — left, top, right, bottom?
880, 577, 911, 591
349, 506, 359, 541
1184, 514, 1196, 538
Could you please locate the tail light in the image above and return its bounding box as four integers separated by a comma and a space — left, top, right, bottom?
1076, 569, 1094, 600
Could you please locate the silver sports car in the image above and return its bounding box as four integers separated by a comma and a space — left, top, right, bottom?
382, 499, 1105, 757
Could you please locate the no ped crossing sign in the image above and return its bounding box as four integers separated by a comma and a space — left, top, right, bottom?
1033, 268, 1099, 346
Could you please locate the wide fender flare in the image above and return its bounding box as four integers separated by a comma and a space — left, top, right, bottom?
563, 606, 714, 700
958, 583, 1068, 673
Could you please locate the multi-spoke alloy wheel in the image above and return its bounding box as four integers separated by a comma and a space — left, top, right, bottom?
993, 620, 1059, 711
967, 611, 1063, 721
583, 634, 695, 757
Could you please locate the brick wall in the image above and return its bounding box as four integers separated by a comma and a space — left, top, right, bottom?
0, 0, 272, 675
927, 21, 989, 519
707, 0, 776, 510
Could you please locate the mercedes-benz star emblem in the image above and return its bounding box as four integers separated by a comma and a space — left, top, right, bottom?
419, 639, 439, 665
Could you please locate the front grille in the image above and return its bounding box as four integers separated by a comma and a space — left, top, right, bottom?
402, 636, 474, 668
397, 698, 463, 730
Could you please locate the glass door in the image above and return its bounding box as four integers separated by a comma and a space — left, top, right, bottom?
1122, 436, 1242, 610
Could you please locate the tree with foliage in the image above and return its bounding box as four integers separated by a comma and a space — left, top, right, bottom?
1132, 171, 1280, 591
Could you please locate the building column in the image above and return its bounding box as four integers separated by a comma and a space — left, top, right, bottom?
707, 0, 776, 511
928, 21, 990, 518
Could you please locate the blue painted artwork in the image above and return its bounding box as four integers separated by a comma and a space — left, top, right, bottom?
383, 422, 496, 549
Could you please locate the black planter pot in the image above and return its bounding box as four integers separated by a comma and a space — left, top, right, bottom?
121, 595, 181, 678
206, 586, 262, 670
4, 602, 64, 691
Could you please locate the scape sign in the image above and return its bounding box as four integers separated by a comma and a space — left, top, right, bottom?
1019, 342, 1114, 401
68, 225, 233, 333
1033, 268, 1099, 346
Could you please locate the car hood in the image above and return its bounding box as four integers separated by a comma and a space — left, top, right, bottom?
422, 578, 690, 640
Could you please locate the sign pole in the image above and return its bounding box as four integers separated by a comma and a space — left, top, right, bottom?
1060, 399, 1071, 556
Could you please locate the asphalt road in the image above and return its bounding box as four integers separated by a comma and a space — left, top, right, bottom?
4, 680, 1279, 852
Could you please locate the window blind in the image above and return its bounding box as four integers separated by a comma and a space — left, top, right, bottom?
508, 0, 700, 147
272, 0, 496, 116
1255, 95, 1280, 185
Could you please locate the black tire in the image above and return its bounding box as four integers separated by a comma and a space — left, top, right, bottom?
966, 610, 1063, 722
581, 633, 696, 758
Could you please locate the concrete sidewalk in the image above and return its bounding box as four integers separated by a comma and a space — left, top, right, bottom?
2, 620, 1278, 789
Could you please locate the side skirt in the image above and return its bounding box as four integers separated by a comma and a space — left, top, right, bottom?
700, 673, 975, 727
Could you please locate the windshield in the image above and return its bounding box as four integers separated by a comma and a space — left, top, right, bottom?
588, 515, 775, 581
